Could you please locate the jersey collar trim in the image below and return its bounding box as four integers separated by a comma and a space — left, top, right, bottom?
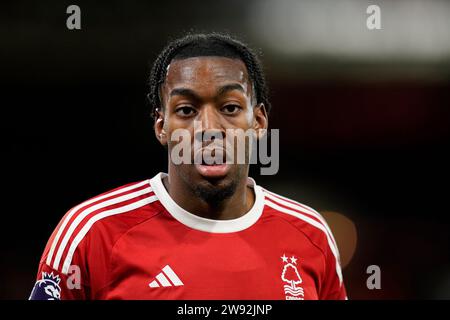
149, 172, 265, 233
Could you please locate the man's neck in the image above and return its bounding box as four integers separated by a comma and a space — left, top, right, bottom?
163, 172, 255, 220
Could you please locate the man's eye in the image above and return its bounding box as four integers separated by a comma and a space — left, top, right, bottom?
175, 106, 196, 117
222, 104, 242, 115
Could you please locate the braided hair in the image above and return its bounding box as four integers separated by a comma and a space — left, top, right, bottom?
148, 33, 271, 119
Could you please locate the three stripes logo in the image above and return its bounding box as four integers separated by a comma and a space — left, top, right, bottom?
149, 265, 184, 288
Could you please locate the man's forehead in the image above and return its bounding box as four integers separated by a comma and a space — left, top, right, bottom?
164, 56, 250, 89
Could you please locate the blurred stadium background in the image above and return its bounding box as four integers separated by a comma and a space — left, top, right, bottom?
1, 0, 450, 299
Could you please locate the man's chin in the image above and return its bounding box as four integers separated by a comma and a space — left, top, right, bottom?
192, 177, 237, 205
175, 163, 243, 204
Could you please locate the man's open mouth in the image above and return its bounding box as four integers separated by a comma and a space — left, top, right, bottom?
194, 162, 230, 178
194, 147, 230, 178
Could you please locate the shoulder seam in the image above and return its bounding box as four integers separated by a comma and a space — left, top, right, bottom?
46, 180, 151, 271
58, 190, 156, 274
266, 208, 328, 261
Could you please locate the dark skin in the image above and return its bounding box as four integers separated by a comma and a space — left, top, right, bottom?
154, 56, 268, 220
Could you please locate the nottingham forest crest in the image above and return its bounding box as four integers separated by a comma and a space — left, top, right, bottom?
280, 254, 304, 300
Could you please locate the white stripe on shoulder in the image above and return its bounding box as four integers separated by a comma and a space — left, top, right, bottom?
46, 180, 150, 267
61, 195, 157, 274
52, 185, 153, 271
263, 190, 338, 249
265, 198, 343, 284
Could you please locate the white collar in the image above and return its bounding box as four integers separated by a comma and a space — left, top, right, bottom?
149, 172, 265, 233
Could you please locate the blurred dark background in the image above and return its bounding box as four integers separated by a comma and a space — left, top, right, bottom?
1, 0, 450, 299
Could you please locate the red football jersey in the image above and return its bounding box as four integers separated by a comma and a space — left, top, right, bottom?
30, 172, 347, 300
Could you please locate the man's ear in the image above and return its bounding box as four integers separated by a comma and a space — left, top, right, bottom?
154, 108, 168, 146
253, 103, 268, 139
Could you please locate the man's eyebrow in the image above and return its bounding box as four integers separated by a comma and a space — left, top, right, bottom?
169, 88, 200, 100
169, 83, 246, 100
216, 83, 245, 96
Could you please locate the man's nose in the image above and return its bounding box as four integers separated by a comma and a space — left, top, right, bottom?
195, 105, 225, 143
201, 105, 222, 131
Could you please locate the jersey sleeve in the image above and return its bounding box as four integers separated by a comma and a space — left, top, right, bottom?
318, 238, 348, 300
29, 213, 91, 300
29, 261, 90, 300
29, 180, 154, 300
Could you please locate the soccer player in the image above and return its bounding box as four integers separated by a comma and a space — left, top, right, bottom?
30, 33, 347, 300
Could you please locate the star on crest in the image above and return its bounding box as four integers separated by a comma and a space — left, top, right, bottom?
281, 254, 289, 263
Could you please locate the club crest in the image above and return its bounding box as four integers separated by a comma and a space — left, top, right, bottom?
281, 254, 305, 300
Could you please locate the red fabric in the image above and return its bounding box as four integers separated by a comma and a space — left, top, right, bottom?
31, 179, 347, 300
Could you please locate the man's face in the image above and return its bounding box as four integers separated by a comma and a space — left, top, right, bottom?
156, 56, 267, 202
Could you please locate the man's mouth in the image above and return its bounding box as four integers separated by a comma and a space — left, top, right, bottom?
195, 162, 230, 178
194, 147, 230, 178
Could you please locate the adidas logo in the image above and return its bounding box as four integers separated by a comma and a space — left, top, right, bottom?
149, 265, 184, 288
